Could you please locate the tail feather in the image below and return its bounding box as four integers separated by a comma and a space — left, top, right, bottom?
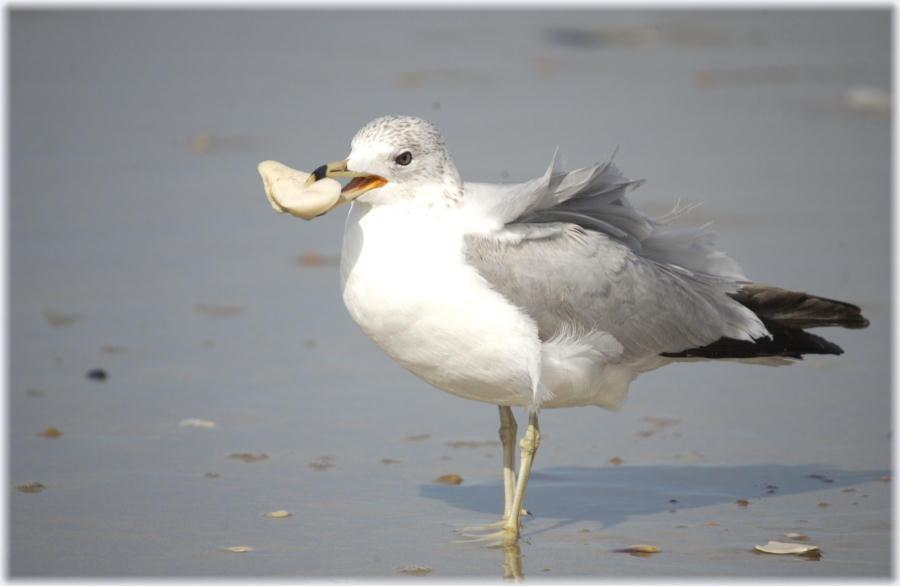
728, 284, 870, 330
662, 284, 868, 360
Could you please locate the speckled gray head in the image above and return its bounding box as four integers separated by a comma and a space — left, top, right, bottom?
346, 115, 463, 207
305, 115, 464, 210
351, 115, 448, 156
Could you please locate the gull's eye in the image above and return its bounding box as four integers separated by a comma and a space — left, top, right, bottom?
394, 151, 413, 166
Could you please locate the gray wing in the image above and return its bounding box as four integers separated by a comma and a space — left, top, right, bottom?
463, 153, 769, 361
464, 223, 768, 361
465, 149, 749, 282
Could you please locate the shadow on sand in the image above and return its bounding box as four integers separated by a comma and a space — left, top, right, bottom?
420, 463, 886, 533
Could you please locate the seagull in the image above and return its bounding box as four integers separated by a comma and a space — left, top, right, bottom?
294, 114, 868, 542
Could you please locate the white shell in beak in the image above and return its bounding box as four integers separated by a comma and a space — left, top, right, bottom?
257, 160, 343, 220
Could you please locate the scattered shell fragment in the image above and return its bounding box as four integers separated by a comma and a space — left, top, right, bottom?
189, 132, 212, 153
264, 510, 291, 518
100, 345, 127, 355
806, 473, 833, 483
228, 452, 268, 463
433, 474, 463, 485
225, 546, 253, 553
179, 418, 217, 429
635, 416, 681, 438
406, 433, 430, 441
615, 544, 661, 557
608, 457, 623, 466
40, 426, 61, 438
784, 532, 808, 541
307, 456, 334, 471
381, 458, 401, 465
189, 133, 252, 154
641, 416, 681, 427
673, 451, 704, 463
294, 252, 341, 268
531, 56, 558, 77
844, 86, 891, 114
754, 540, 819, 555
258, 160, 345, 220
203, 472, 220, 479
704, 521, 719, 526
620, 544, 660, 553
443, 440, 500, 448
16, 482, 45, 493
397, 566, 433, 576
42, 309, 80, 327
735, 499, 749, 507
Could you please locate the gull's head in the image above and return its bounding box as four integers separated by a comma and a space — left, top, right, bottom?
309, 115, 463, 210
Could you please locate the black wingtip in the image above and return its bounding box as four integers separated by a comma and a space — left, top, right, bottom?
661, 323, 846, 360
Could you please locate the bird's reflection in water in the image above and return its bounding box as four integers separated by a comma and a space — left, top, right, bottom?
494, 541, 523, 581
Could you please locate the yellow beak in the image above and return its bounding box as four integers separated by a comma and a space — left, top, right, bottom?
305, 159, 387, 199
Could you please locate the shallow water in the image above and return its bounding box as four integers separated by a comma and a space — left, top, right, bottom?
9, 9, 891, 579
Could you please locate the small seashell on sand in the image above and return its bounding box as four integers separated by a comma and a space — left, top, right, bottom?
432, 474, 462, 485
264, 510, 291, 518
179, 418, 217, 429
754, 540, 819, 555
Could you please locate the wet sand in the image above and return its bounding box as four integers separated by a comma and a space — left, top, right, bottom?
9, 9, 891, 579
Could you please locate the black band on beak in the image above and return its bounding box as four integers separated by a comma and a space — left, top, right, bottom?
311, 164, 328, 182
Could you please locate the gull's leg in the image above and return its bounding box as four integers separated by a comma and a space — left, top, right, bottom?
503, 411, 540, 540
460, 407, 517, 533
498, 405, 517, 521
455, 407, 522, 541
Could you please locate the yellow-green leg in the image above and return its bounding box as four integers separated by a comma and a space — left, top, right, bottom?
503, 411, 540, 539
498, 406, 517, 521
457, 408, 539, 544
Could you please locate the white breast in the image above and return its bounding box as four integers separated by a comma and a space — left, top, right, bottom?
340, 202, 542, 407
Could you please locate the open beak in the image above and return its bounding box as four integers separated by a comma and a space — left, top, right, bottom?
306, 159, 387, 199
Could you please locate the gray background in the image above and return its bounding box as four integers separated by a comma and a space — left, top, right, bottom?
9, 9, 891, 578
